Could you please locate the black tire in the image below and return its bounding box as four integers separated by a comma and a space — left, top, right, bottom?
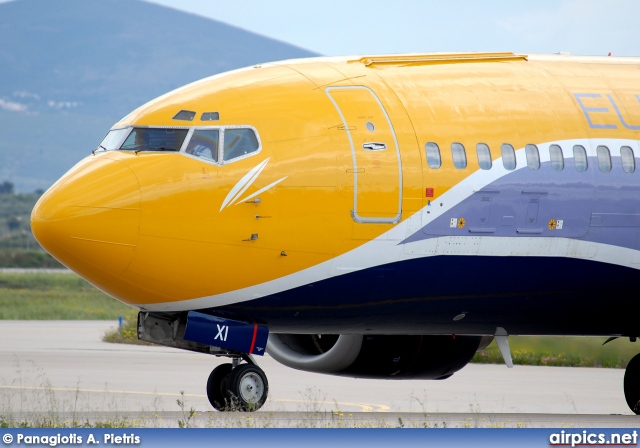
624, 353, 640, 414
226, 364, 269, 411
206, 363, 233, 411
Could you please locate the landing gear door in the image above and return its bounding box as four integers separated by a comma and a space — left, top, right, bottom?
326, 86, 402, 224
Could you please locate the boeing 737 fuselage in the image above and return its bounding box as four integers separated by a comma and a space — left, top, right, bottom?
31, 52, 640, 412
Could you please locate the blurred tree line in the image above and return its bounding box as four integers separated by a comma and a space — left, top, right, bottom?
0, 181, 14, 195
0, 181, 62, 267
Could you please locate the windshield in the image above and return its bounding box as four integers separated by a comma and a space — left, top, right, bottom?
119, 127, 189, 152
96, 128, 129, 151
185, 129, 219, 161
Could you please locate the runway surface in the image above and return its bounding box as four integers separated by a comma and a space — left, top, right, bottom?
0, 321, 637, 427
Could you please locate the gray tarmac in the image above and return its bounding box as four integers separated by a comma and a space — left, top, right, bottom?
0, 321, 637, 427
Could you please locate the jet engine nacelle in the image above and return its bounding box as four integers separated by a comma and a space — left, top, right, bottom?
267, 333, 483, 379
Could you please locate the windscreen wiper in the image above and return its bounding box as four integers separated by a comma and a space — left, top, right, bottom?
149, 146, 179, 151
134, 146, 179, 154
92, 144, 107, 155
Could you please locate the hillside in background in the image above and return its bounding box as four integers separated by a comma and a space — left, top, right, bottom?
0, 0, 318, 192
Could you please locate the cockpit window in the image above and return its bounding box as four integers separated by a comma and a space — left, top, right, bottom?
186, 129, 219, 161
201, 112, 220, 121
173, 110, 196, 121
96, 128, 129, 151
120, 128, 189, 152
223, 128, 259, 161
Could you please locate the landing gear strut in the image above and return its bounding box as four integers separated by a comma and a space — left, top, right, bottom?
624, 353, 640, 414
206, 360, 269, 411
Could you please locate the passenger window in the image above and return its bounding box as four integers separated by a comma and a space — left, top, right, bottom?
596, 145, 611, 172
223, 128, 260, 162
185, 129, 219, 161
621, 146, 636, 173
476, 143, 492, 170
573, 145, 588, 172
425, 142, 441, 169
525, 144, 540, 170
549, 144, 564, 171
451, 143, 467, 169
501, 143, 516, 170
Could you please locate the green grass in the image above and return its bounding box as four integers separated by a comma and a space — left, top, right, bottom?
473, 336, 639, 369
102, 316, 151, 345
0, 272, 134, 320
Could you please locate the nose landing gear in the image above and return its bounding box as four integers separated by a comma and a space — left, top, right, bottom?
206, 361, 269, 411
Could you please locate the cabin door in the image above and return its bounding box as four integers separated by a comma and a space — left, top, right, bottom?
326, 86, 402, 223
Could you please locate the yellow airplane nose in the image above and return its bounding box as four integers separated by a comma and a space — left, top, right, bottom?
31, 157, 141, 282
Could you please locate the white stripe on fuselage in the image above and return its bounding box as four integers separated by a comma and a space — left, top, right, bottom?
138, 138, 640, 311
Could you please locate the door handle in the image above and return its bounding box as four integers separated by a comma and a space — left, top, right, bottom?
362, 142, 387, 151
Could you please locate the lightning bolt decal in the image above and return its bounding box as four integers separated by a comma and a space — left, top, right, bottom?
220, 158, 287, 211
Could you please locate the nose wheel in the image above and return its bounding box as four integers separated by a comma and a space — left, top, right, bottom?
206, 362, 269, 412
